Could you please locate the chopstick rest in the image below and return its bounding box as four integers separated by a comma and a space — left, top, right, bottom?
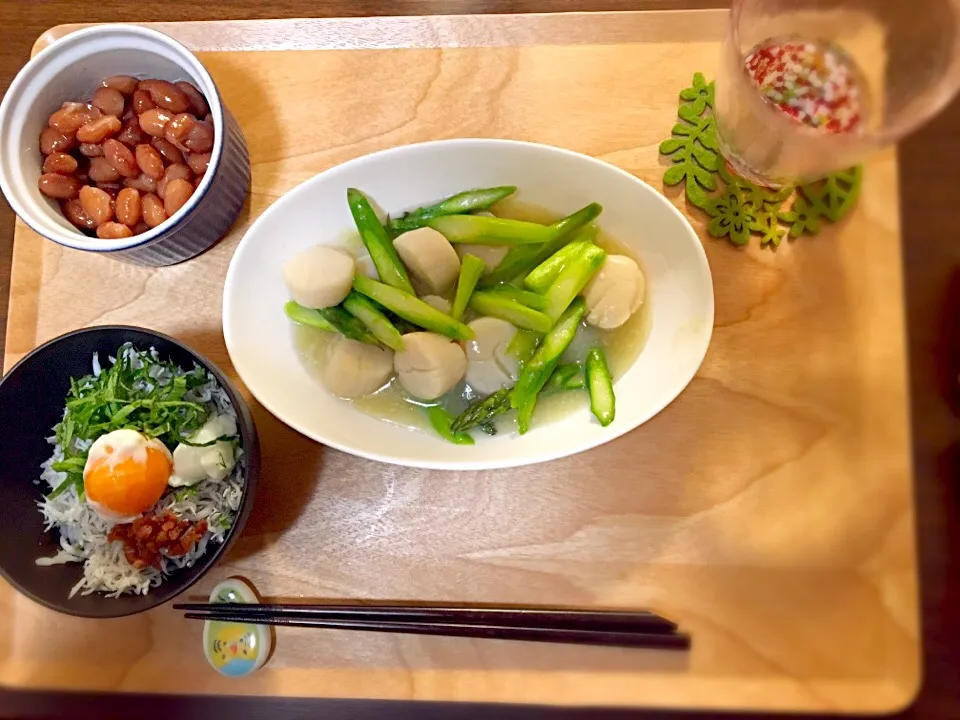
202, 578, 273, 676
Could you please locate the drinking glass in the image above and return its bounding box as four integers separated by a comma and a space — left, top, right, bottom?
714, 0, 960, 186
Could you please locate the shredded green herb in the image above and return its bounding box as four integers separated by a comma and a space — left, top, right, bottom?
49, 344, 214, 500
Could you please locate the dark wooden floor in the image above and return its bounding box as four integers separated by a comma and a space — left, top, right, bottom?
1, 2, 958, 718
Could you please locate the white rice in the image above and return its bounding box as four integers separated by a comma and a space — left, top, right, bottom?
35, 345, 245, 598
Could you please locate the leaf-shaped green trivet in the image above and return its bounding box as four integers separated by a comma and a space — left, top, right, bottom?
659, 73, 864, 249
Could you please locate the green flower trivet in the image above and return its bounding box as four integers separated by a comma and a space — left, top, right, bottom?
659, 72, 863, 248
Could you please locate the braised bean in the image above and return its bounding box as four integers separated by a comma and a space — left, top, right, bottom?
49, 102, 101, 134
156, 163, 192, 200
88, 156, 120, 183
39, 127, 76, 154
183, 121, 214, 153
38, 173, 81, 199
76, 115, 121, 143
97, 221, 134, 239
78, 142, 104, 157
102, 75, 139, 95
163, 113, 196, 148
139, 108, 173, 137
132, 89, 155, 115
135, 144, 164, 179
92, 87, 125, 117
142, 193, 167, 228
96, 182, 122, 196
42, 74, 215, 234
61, 198, 97, 230
42, 153, 78, 175
175, 81, 209, 117
163, 179, 194, 216
103, 139, 138, 178
143, 79, 190, 113
186, 151, 211, 175
115, 188, 142, 226
79, 186, 113, 226
150, 137, 184, 165
116, 118, 144, 147
124, 173, 157, 194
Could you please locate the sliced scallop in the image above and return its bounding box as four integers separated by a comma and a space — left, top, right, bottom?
581, 255, 645, 329
462, 317, 520, 395
394, 332, 467, 400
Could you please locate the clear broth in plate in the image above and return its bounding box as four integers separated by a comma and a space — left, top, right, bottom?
292, 199, 652, 436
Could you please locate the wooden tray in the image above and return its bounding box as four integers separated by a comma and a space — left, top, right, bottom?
0, 11, 919, 714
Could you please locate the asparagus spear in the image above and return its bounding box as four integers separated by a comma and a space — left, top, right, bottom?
468, 291, 553, 333
342, 291, 405, 352
353, 275, 474, 341
482, 205, 601, 286
426, 405, 476, 445
450, 387, 513, 434
523, 239, 594, 294
512, 298, 587, 433
542, 244, 606, 322
317, 307, 379, 344
284, 301, 337, 333
485, 285, 549, 311
506, 329, 541, 364
586, 345, 615, 426
542, 363, 585, 393
387, 186, 517, 233
452, 254, 486, 321
427, 215, 555, 245
347, 188, 415, 294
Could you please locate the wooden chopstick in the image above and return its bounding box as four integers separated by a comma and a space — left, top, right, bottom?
173, 602, 677, 633
181, 612, 691, 650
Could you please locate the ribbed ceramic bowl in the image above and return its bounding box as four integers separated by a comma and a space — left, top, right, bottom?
0, 327, 259, 617
0, 25, 249, 266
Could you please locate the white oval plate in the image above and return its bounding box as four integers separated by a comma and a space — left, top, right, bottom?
223, 139, 713, 470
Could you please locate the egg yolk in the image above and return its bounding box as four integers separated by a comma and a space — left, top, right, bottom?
84, 444, 173, 518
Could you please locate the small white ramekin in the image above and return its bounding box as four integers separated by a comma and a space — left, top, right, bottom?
0, 25, 249, 266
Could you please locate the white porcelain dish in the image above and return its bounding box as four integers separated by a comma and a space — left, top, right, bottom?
0, 24, 249, 266
223, 139, 714, 470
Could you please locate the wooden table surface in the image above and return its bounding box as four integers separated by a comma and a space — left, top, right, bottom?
0, 2, 957, 720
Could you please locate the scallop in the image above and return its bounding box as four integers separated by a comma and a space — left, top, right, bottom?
393, 227, 460, 293
284, 246, 355, 309
454, 243, 509, 273
323, 336, 394, 399
462, 317, 520, 395
581, 255, 645, 329
394, 332, 467, 400
421, 295, 452, 314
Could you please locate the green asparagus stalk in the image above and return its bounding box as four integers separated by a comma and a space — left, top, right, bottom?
586, 345, 615, 426
387, 186, 517, 233
485, 285, 549, 311
353, 275, 474, 341
482, 206, 601, 286
284, 301, 337, 333
468, 291, 553, 333
523, 239, 594, 294
427, 215, 556, 245
317, 307, 379, 344
512, 298, 587, 433
426, 405, 476, 445
506, 329, 541, 365
452, 254, 486, 321
450, 387, 513, 434
347, 188, 415, 294
342, 291, 405, 352
542, 244, 606, 322
542, 363, 585, 393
